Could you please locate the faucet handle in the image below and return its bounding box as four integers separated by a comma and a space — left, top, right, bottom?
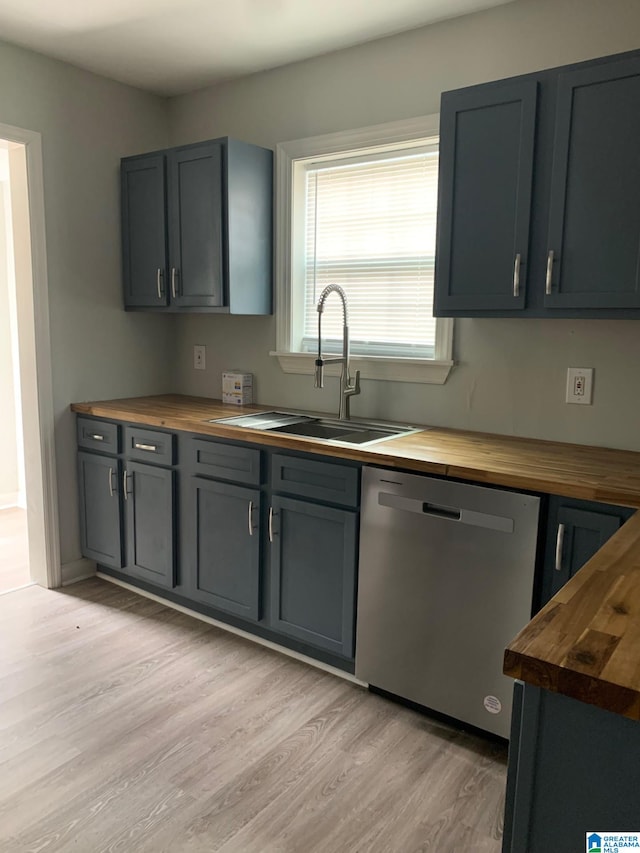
345, 369, 360, 397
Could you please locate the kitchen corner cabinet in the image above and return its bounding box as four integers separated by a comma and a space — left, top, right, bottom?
539, 496, 635, 609
121, 137, 273, 315
435, 48, 640, 318
503, 681, 640, 853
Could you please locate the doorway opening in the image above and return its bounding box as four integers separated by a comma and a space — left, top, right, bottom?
0, 127, 60, 593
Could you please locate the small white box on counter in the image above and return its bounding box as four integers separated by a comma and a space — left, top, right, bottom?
222, 370, 253, 405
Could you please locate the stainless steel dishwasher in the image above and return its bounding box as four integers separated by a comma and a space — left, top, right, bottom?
355, 466, 540, 738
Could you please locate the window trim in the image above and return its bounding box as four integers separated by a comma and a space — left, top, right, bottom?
271, 115, 454, 385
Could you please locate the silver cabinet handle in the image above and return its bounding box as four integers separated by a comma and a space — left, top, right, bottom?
123, 469, 129, 501
268, 506, 276, 543
156, 268, 163, 299
108, 467, 114, 498
134, 442, 157, 452
91, 433, 104, 441
171, 268, 178, 299
248, 500, 254, 536
555, 522, 565, 571
545, 250, 555, 295
513, 253, 521, 297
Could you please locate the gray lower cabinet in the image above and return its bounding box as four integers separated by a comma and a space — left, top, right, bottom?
540, 496, 634, 608
77, 451, 123, 570
503, 682, 640, 853
268, 494, 358, 658
190, 476, 261, 621
124, 460, 175, 589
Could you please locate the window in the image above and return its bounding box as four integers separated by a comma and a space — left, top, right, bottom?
273, 116, 453, 385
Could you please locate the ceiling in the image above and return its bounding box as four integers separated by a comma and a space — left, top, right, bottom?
0, 0, 514, 96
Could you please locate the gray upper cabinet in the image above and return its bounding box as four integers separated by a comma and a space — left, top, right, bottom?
121, 154, 167, 308
168, 142, 224, 309
545, 57, 640, 309
435, 48, 640, 318
435, 80, 537, 314
122, 137, 273, 314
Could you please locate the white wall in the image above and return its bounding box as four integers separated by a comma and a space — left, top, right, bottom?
0, 180, 20, 505
167, 0, 640, 452
0, 40, 171, 567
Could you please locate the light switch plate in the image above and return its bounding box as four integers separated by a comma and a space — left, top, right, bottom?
566, 367, 593, 405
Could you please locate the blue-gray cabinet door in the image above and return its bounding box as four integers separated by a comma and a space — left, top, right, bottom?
125, 461, 175, 589
545, 56, 640, 308
77, 452, 123, 569
121, 154, 168, 308
190, 477, 261, 621
541, 499, 633, 607
167, 142, 224, 308
269, 496, 357, 658
435, 79, 537, 314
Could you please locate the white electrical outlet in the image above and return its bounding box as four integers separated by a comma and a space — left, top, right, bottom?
193, 345, 206, 370
566, 367, 593, 405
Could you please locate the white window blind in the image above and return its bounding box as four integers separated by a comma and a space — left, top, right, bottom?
301, 145, 439, 358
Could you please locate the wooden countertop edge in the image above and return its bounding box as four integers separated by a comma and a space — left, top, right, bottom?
504, 512, 640, 720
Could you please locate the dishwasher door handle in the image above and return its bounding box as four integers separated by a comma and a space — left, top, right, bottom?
378, 492, 514, 533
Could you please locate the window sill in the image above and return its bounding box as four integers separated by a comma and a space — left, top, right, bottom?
270, 352, 454, 385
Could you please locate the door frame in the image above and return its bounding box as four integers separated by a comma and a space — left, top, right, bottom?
1, 121, 60, 589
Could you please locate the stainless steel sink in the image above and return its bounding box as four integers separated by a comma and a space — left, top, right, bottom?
208, 411, 423, 446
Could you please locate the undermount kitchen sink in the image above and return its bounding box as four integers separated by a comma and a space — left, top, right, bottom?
208, 411, 423, 446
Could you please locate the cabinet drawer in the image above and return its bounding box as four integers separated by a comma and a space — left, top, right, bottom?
271, 454, 359, 507
192, 438, 261, 485
124, 426, 175, 465
77, 417, 120, 455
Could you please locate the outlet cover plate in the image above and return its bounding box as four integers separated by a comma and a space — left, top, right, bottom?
566, 367, 593, 405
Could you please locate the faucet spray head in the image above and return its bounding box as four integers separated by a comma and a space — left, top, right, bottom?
314, 358, 324, 388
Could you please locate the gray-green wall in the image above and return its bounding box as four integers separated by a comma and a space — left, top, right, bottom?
167, 0, 640, 452
0, 40, 171, 567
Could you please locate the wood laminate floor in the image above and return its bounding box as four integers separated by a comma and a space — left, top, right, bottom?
0, 507, 31, 593
0, 579, 507, 853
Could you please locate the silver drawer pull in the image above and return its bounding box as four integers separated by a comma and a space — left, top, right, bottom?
134, 442, 157, 452
555, 522, 565, 571
108, 467, 114, 498
545, 250, 555, 295
513, 253, 521, 297
248, 500, 254, 536
91, 433, 104, 441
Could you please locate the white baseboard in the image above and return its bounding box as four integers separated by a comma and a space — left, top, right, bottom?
96, 571, 367, 688
0, 491, 20, 509
61, 557, 96, 586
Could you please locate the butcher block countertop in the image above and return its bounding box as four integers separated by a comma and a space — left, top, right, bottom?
71, 393, 640, 507
71, 393, 640, 718
504, 511, 640, 720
